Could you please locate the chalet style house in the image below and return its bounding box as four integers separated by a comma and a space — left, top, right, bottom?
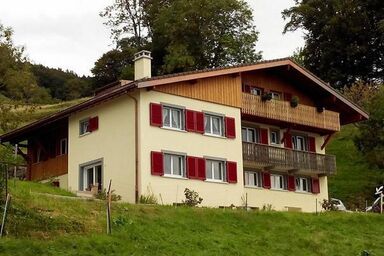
0, 51, 368, 212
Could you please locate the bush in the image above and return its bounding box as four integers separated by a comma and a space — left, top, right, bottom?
182, 188, 203, 207
95, 189, 122, 201
320, 199, 338, 211
290, 95, 299, 107
261, 92, 272, 101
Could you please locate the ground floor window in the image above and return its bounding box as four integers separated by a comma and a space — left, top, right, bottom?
295, 177, 311, 192
164, 153, 185, 177
80, 162, 102, 191
271, 174, 287, 190
244, 171, 262, 187
206, 159, 225, 182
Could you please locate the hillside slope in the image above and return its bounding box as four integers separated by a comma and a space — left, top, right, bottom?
0, 181, 383, 256
327, 125, 384, 209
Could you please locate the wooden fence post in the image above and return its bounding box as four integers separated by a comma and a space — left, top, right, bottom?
106, 179, 112, 234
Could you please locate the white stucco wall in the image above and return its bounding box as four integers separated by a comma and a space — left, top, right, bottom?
67, 95, 136, 202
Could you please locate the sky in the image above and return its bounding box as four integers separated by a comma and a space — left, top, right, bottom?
0, 0, 304, 76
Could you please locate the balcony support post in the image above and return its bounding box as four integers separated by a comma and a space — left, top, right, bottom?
321, 133, 335, 150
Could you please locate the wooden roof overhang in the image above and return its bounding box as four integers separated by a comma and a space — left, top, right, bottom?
0, 81, 137, 144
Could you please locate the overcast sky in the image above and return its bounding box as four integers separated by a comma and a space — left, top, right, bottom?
0, 0, 304, 76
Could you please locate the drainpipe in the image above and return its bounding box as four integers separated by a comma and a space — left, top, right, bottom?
127, 93, 139, 203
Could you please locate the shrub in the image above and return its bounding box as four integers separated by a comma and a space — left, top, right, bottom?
261, 92, 272, 101
95, 189, 122, 201
320, 199, 338, 211
182, 188, 203, 207
290, 95, 299, 107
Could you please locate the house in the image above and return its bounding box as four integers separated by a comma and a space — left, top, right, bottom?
0, 51, 368, 212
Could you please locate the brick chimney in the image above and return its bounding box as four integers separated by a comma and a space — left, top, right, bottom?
133, 50, 152, 80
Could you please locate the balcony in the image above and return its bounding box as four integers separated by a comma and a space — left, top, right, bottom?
242, 142, 336, 175
30, 154, 68, 180
241, 93, 340, 132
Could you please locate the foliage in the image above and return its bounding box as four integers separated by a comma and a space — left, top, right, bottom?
98, 0, 261, 78
182, 188, 202, 207
95, 189, 122, 201
0, 101, 36, 133
291, 47, 306, 66
341, 82, 379, 110
261, 92, 272, 101
261, 204, 274, 211
354, 86, 384, 168
139, 186, 158, 204
290, 95, 299, 107
283, 0, 384, 89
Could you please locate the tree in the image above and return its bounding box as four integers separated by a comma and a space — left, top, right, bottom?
354, 85, 384, 168
283, 0, 384, 89
98, 0, 261, 77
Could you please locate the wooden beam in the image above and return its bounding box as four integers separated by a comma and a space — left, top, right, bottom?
17, 147, 29, 162
321, 133, 335, 150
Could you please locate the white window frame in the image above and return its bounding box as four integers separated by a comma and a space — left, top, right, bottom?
79, 118, 90, 135
292, 135, 307, 151
271, 174, 287, 190
59, 138, 67, 155
162, 105, 185, 130
163, 153, 186, 178
242, 127, 258, 143
244, 171, 262, 188
204, 114, 224, 136
295, 177, 311, 192
250, 87, 262, 96
206, 159, 226, 182
271, 91, 281, 100
270, 130, 280, 145
80, 162, 102, 191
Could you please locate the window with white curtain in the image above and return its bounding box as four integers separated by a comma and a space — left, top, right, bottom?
271, 174, 287, 190
164, 153, 185, 177
162, 106, 184, 130
244, 171, 262, 187
206, 159, 225, 181
204, 114, 224, 136
295, 177, 311, 192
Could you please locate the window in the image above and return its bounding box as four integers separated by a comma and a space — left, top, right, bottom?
206, 159, 225, 182
80, 162, 102, 191
59, 138, 67, 155
79, 119, 90, 135
244, 171, 262, 187
164, 153, 185, 177
250, 87, 262, 96
163, 106, 184, 130
271, 174, 287, 190
295, 177, 311, 192
242, 127, 258, 143
271, 91, 281, 100
204, 114, 224, 136
292, 135, 307, 151
270, 130, 280, 145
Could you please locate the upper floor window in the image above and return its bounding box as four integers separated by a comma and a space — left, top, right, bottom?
59, 138, 68, 155
79, 119, 90, 135
206, 159, 225, 182
164, 153, 186, 177
242, 127, 258, 143
271, 91, 281, 100
271, 174, 287, 190
163, 106, 184, 130
204, 114, 224, 136
295, 177, 311, 192
270, 130, 280, 145
244, 170, 262, 187
292, 135, 307, 151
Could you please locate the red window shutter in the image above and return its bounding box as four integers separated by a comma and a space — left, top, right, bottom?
226, 161, 237, 183
225, 117, 236, 139
262, 172, 271, 189
185, 110, 196, 132
287, 175, 296, 191
311, 178, 320, 194
284, 132, 293, 149
187, 156, 197, 179
260, 128, 269, 144
151, 151, 164, 176
308, 136, 316, 153
284, 92, 292, 102
197, 157, 206, 180
150, 103, 162, 127
195, 112, 205, 134
89, 116, 99, 132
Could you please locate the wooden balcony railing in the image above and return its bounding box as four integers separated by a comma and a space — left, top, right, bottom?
242, 142, 336, 175
30, 154, 68, 180
241, 93, 340, 131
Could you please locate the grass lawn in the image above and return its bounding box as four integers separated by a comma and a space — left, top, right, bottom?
0, 180, 383, 256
